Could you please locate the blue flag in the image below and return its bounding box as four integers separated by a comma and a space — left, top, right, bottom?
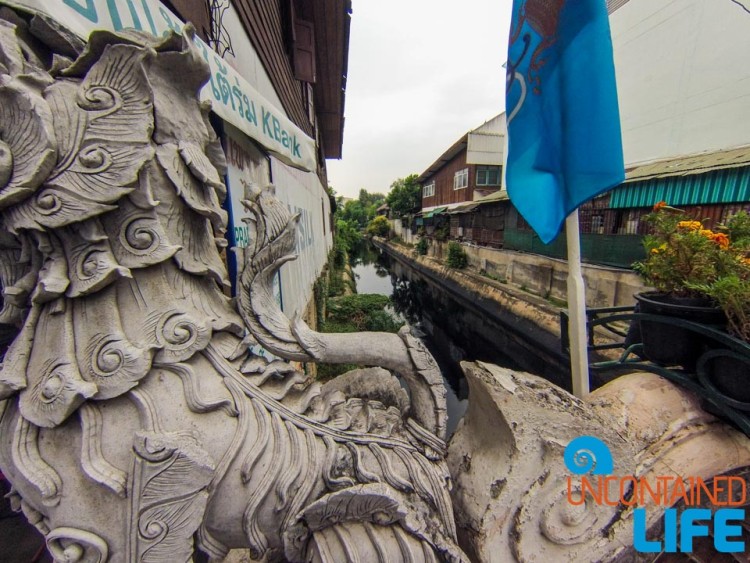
505, 0, 624, 244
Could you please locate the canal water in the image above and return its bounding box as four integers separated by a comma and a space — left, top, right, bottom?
350, 241, 525, 436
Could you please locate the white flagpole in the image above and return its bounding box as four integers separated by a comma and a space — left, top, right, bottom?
565, 209, 590, 397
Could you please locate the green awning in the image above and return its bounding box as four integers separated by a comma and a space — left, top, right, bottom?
609, 165, 750, 209
423, 206, 447, 218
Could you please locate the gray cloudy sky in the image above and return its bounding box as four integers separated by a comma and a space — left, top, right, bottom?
326, 0, 513, 199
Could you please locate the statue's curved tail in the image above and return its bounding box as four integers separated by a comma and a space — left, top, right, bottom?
237, 184, 448, 442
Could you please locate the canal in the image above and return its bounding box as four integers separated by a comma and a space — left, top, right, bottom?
350, 241, 528, 436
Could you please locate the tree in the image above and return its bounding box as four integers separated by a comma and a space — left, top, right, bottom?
386, 174, 421, 217
366, 215, 390, 237
340, 189, 385, 230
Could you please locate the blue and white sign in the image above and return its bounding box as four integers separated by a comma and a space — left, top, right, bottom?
5, 0, 318, 172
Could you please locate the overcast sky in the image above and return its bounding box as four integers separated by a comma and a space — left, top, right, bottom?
326, 0, 514, 199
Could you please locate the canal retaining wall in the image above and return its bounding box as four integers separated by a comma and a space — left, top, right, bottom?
374, 238, 572, 388
390, 221, 647, 308
374, 237, 631, 389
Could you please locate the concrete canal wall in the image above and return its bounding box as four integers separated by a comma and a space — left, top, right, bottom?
390, 221, 647, 308
373, 237, 642, 389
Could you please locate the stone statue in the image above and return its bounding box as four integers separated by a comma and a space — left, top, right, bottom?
0, 10, 464, 562
3, 6, 750, 563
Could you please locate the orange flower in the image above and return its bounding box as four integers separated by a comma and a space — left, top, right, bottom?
711, 232, 730, 249
677, 220, 702, 231
653, 201, 667, 211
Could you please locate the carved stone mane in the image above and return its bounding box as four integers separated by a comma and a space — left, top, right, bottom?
0, 10, 465, 562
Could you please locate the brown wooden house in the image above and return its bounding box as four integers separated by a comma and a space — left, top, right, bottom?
418, 113, 505, 216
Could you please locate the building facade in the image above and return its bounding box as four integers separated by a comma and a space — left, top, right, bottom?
419, 113, 505, 214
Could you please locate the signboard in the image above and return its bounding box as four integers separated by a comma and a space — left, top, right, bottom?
4, 0, 318, 172
223, 123, 281, 308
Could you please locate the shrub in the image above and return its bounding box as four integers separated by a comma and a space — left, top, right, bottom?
446, 241, 468, 269
366, 215, 391, 237
325, 294, 403, 333
434, 223, 450, 241
415, 237, 429, 256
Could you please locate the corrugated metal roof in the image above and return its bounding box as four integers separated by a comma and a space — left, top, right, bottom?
474, 189, 510, 204
610, 164, 750, 209
423, 206, 448, 218
624, 146, 750, 182
448, 202, 480, 214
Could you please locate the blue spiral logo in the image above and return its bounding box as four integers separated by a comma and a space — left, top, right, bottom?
564, 436, 613, 475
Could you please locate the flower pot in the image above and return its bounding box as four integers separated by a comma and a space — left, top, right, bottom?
634, 292, 726, 371
699, 350, 750, 407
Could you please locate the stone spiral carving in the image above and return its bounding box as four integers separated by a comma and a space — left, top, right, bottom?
0, 8, 466, 562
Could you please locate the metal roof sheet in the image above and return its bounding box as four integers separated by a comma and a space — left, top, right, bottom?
448, 202, 480, 214
624, 145, 750, 182
423, 206, 448, 218
611, 164, 750, 209
474, 189, 510, 204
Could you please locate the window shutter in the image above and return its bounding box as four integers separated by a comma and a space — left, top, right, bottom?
294, 19, 316, 83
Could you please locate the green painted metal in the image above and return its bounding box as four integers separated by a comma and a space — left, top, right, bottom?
610, 166, 750, 209
561, 305, 750, 437
503, 228, 645, 268
423, 206, 447, 218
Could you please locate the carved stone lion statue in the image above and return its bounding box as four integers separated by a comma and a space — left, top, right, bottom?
0, 10, 466, 562
4, 6, 750, 563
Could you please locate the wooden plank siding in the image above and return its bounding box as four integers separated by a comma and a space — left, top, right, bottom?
233, 0, 314, 139
422, 151, 471, 207
422, 153, 501, 208
168, 0, 349, 164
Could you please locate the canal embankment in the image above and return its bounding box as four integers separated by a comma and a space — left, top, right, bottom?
373, 237, 644, 390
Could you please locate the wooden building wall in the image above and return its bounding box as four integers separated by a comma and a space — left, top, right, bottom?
422, 151, 474, 207
233, 0, 313, 138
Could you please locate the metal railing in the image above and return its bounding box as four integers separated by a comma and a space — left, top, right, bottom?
561, 306, 750, 437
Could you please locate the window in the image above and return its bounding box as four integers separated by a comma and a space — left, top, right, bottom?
423, 182, 435, 198
476, 165, 501, 186
454, 168, 468, 190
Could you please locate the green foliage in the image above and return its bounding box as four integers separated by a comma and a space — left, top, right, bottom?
691, 275, 750, 341
446, 241, 468, 269
313, 273, 328, 328
415, 237, 429, 256
434, 223, 450, 242
385, 174, 421, 217
726, 211, 750, 249
634, 203, 736, 298
335, 218, 362, 255
366, 215, 390, 237
323, 294, 403, 334
338, 189, 386, 230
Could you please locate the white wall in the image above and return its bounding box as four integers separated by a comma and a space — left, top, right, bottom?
612, 0, 750, 165
272, 159, 333, 318
220, 8, 332, 319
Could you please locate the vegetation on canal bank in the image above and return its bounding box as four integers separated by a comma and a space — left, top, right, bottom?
314, 189, 404, 380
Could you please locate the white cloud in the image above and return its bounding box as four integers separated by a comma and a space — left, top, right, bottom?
327, 0, 513, 198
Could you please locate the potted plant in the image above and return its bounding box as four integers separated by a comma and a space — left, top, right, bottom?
685, 211, 750, 401
632, 202, 737, 369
